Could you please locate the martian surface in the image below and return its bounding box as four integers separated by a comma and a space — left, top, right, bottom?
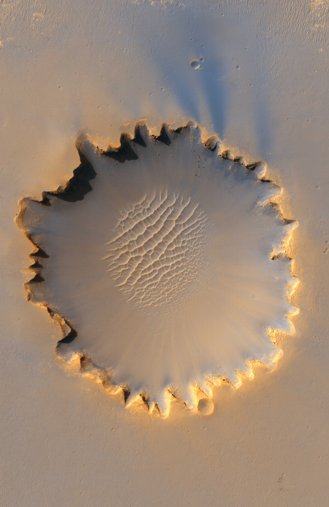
1, 1, 329, 506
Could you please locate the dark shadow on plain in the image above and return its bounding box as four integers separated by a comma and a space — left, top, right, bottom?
132, 5, 230, 138
130, 4, 274, 154
250, 48, 272, 155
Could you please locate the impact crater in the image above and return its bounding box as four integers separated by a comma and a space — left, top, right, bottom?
17, 121, 298, 417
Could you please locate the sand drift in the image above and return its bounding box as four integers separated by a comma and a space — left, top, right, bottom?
17, 122, 298, 417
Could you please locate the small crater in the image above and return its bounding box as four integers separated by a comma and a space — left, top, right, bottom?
190, 57, 204, 71
197, 398, 214, 416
